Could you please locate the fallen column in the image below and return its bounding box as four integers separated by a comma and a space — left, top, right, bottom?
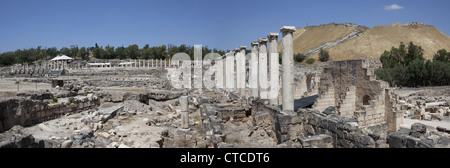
180, 96, 189, 129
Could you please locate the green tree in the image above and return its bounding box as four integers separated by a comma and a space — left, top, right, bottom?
116, 46, 126, 59
93, 47, 105, 59
105, 45, 115, 59
46, 47, 59, 58
70, 45, 79, 58
405, 59, 427, 86
319, 48, 329, 62
405, 41, 424, 65
376, 41, 450, 87
127, 44, 139, 59
0, 52, 16, 67
78, 47, 89, 60
60, 47, 70, 56
433, 49, 449, 62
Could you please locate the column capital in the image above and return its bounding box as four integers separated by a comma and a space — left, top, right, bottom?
280, 26, 296, 33
258, 38, 268, 44
267, 33, 279, 39
251, 42, 259, 46
239, 46, 247, 50
234, 48, 240, 52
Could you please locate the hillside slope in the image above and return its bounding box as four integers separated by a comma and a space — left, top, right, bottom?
283, 23, 450, 62
277, 24, 355, 54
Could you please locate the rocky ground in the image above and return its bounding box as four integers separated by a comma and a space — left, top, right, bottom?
1, 68, 450, 148
395, 86, 450, 123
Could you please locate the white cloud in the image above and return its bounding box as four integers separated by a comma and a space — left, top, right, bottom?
385, 4, 404, 10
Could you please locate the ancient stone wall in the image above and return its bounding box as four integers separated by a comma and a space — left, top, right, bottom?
313, 59, 398, 128
277, 109, 381, 148
0, 95, 99, 133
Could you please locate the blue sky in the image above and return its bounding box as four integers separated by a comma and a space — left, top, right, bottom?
0, 0, 449, 53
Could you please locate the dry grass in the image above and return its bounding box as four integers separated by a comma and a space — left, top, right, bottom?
327, 25, 450, 61
289, 24, 450, 62
277, 24, 354, 55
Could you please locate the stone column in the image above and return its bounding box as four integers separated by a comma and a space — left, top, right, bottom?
258, 38, 269, 99
280, 26, 296, 111
268, 33, 280, 106
233, 48, 240, 91
225, 52, 235, 91
237, 46, 246, 95
216, 56, 224, 89
222, 55, 227, 89
180, 96, 189, 129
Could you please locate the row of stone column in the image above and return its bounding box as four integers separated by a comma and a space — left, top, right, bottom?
216, 26, 296, 112
90, 59, 176, 69
10, 58, 180, 73
10, 60, 67, 74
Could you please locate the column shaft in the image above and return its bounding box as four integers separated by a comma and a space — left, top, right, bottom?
258, 38, 269, 99
281, 26, 296, 111
268, 33, 280, 106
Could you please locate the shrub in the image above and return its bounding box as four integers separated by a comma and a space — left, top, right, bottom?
52, 97, 58, 103
294, 53, 306, 63
306, 58, 315, 64
319, 48, 329, 62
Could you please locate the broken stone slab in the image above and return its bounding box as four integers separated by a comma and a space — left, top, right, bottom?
146, 90, 186, 101
98, 132, 110, 139
277, 140, 302, 148
425, 101, 446, 107
61, 140, 73, 148
299, 134, 333, 148
97, 105, 123, 123
219, 142, 234, 148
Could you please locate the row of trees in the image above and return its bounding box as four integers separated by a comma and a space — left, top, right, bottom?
375, 42, 450, 87
0, 43, 229, 67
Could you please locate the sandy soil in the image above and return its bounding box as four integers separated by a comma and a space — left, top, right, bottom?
0, 78, 51, 96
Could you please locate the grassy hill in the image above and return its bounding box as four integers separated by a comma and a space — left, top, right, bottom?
280, 23, 450, 62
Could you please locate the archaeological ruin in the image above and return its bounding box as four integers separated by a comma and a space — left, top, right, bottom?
1, 26, 449, 148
